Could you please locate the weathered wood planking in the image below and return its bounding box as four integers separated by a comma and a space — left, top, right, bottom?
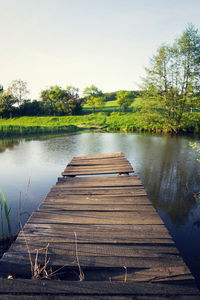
62, 152, 134, 176
0, 279, 199, 299
0, 152, 199, 298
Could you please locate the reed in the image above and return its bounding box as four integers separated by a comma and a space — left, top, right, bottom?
0, 191, 12, 238
0, 124, 79, 137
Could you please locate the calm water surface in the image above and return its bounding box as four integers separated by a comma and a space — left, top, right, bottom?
0, 132, 200, 283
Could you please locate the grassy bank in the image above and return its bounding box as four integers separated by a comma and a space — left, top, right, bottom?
0, 112, 200, 136
0, 122, 80, 137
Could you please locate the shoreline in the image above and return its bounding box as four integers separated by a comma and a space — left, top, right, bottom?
0, 113, 199, 137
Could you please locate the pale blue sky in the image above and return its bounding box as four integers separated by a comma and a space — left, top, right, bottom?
1, 0, 200, 99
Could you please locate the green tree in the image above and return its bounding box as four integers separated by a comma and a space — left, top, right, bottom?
7, 79, 29, 106
40, 87, 57, 115
19, 100, 45, 116
40, 85, 81, 115
0, 85, 3, 93
65, 86, 82, 114
83, 85, 104, 112
0, 93, 16, 118
137, 24, 200, 132
116, 90, 134, 111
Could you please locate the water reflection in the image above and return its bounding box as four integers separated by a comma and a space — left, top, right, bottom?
139, 136, 200, 226
0, 139, 20, 153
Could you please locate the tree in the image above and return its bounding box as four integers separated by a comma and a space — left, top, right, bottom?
137, 24, 200, 132
116, 90, 134, 111
7, 79, 29, 106
83, 85, 104, 112
40, 85, 81, 115
19, 100, 45, 116
0, 92, 17, 118
0, 85, 3, 93
40, 87, 56, 115
65, 86, 82, 114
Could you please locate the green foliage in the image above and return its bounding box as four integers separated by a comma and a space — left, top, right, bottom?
0, 93, 17, 118
0, 112, 200, 136
19, 100, 45, 116
83, 85, 104, 112
104, 91, 117, 102
40, 85, 82, 116
0, 191, 11, 238
116, 90, 134, 111
139, 24, 200, 132
0, 124, 79, 137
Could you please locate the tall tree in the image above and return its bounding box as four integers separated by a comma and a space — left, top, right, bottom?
66, 86, 82, 114
7, 79, 29, 106
83, 85, 104, 112
136, 24, 200, 132
116, 90, 134, 111
0, 92, 16, 118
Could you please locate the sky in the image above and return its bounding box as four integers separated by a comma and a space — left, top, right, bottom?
1, 0, 200, 99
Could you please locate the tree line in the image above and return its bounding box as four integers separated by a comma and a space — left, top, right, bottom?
0, 81, 137, 118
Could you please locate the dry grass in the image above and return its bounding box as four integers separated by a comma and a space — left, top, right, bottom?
19, 224, 85, 280
74, 231, 84, 281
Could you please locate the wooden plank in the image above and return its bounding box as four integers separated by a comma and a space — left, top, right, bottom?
62, 167, 133, 173
44, 195, 150, 204
0, 279, 199, 296
1, 252, 188, 269
62, 170, 133, 176
23, 223, 170, 234
68, 159, 130, 165
10, 240, 179, 256
58, 175, 138, 182
66, 163, 132, 168
71, 156, 127, 162
56, 175, 141, 186
64, 164, 132, 169
51, 186, 143, 192
16, 235, 173, 245
64, 163, 132, 169
72, 152, 124, 159
0, 296, 138, 300
48, 189, 146, 196
21, 224, 172, 242
63, 154, 134, 175
29, 210, 163, 225
39, 204, 153, 211
63, 167, 133, 173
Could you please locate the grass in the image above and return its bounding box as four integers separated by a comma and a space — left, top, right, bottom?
82, 99, 134, 114
0, 191, 12, 238
0, 123, 79, 137
0, 109, 200, 136
18, 226, 85, 280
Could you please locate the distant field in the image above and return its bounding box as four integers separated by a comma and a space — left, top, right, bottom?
82, 99, 134, 114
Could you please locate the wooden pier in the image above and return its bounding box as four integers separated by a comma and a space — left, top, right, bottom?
0, 152, 199, 299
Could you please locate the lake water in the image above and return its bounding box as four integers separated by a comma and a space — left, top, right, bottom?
0, 132, 200, 284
